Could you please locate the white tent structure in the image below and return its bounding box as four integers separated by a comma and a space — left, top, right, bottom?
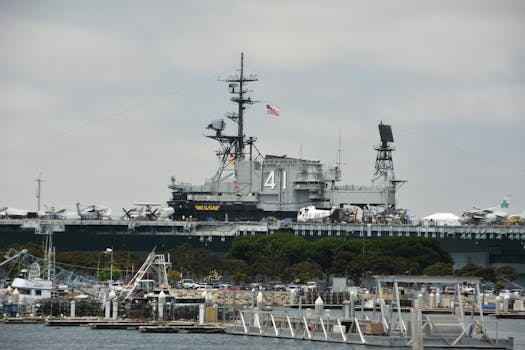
421, 212, 460, 226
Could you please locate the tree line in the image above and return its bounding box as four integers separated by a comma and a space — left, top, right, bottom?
223, 234, 453, 284
1, 235, 517, 288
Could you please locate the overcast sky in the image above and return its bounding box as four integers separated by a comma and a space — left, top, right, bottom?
1, 0, 524, 219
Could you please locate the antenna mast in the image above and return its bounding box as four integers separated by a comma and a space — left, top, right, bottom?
35, 172, 46, 212
372, 122, 405, 209
374, 123, 395, 182
206, 53, 259, 190
219, 52, 258, 160
336, 128, 344, 169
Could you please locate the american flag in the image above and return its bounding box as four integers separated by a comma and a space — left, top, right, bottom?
266, 104, 280, 116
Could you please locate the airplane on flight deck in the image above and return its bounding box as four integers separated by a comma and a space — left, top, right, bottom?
0, 207, 45, 219
458, 197, 510, 225
122, 204, 174, 221
297, 206, 335, 222
71, 202, 112, 220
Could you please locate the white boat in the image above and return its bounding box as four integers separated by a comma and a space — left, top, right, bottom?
8, 263, 53, 303
10, 277, 52, 302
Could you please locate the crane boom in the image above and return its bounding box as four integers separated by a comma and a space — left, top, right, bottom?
0, 248, 28, 267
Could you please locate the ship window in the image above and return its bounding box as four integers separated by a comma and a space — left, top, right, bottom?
36, 290, 42, 295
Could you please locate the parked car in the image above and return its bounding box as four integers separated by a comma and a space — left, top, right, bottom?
244, 282, 265, 291
180, 278, 195, 289
307, 281, 318, 290
272, 283, 287, 291
462, 286, 476, 295
499, 289, 511, 297
196, 282, 217, 290
286, 284, 302, 293
510, 289, 523, 297
443, 286, 456, 294
219, 283, 240, 290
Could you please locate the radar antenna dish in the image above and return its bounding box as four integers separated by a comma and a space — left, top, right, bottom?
378, 122, 394, 144
207, 119, 226, 132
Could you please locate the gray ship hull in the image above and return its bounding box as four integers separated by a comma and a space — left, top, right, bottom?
1, 219, 524, 274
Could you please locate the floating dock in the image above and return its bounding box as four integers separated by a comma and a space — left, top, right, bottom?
226, 276, 515, 349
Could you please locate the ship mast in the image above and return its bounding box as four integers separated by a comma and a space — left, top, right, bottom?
236, 53, 245, 158
35, 172, 46, 212
221, 52, 258, 160
206, 53, 259, 190
373, 122, 395, 184
372, 122, 405, 209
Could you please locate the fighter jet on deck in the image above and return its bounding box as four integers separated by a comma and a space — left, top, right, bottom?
458, 197, 510, 225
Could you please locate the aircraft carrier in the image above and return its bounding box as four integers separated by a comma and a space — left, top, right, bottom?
1, 53, 524, 274
167, 53, 405, 223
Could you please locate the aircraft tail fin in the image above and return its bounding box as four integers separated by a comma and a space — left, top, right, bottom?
497, 196, 511, 214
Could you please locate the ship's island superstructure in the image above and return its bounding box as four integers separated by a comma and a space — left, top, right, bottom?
167, 53, 404, 223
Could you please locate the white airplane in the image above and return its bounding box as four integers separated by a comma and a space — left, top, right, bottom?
73, 202, 112, 220
458, 197, 510, 225
297, 206, 335, 222
0, 207, 45, 219
156, 205, 175, 221
56, 209, 81, 220
122, 204, 174, 221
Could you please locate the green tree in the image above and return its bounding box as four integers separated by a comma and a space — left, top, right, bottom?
221, 259, 250, 278
495, 265, 518, 282
309, 238, 347, 271
167, 268, 181, 282
455, 262, 496, 282
2, 242, 44, 258
367, 237, 452, 270
99, 266, 121, 281
345, 253, 419, 285
290, 261, 323, 283
331, 250, 357, 277
494, 282, 505, 293
227, 234, 454, 283
423, 262, 454, 276
231, 272, 248, 285
228, 234, 309, 266
168, 244, 222, 280
203, 269, 222, 283
250, 255, 290, 281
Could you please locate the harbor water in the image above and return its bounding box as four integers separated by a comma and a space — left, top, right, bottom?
0, 318, 523, 350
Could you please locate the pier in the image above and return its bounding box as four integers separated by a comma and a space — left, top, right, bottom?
225, 276, 516, 349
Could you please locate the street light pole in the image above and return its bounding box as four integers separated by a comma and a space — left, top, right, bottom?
105, 247, 114, 282
110, 247, 113, 282
97, 253, 101, 281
